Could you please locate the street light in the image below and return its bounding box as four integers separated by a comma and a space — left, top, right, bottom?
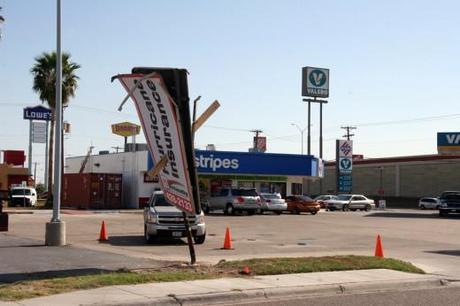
291, 123, 308, 155
45, 0, 65, 246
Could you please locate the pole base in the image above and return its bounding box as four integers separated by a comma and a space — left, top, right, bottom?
45, 221, 66, 246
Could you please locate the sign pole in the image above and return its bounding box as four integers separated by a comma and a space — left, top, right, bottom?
44, 121, 49, 191
319, 100, 323, 159
319, 101, 323, 193
307, 100, 311, 155
183, 212, 196, 265
28, 120, 33, 176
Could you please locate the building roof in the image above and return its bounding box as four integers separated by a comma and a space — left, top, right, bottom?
325, 154, 460, 166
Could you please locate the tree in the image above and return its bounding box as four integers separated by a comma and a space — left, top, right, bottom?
0, 6, 5, 40
31, 52, 80, 204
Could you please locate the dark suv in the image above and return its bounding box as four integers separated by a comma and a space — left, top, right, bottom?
439, 191, 460, 217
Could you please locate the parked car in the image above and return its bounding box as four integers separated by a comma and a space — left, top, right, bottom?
326, 194, 375, 212
418, 197, 441, 210
314, 195, 338, 208
259, 193, 287, 214
285, 195, 320, 215
439, 191, 460, 217
203, 188, 261, 215
143, 191, 206, 244
9, 186, 37, 207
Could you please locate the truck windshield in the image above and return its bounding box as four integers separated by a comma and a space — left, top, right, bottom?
11, 189, 31, 196
153, 195, 172, 207
232, 189, 258, 196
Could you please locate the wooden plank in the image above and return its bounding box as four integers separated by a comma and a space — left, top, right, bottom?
192, 100, 220, 133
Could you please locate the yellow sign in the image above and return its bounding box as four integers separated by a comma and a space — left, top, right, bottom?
111, 122, 141, 137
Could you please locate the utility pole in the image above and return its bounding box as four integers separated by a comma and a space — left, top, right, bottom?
45, 0, 66, 246
250, 129, 263, 151
341, 126, 357, 140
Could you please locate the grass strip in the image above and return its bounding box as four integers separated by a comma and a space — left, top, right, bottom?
0, 255, 423, 301
217, 255, 425, 275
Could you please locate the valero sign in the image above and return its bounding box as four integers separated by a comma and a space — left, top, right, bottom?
437, 132, 460, 155
302, 66, 330, 98
116, 73, 196, 214
111, 122, 141, 137
336, 139, 353, 192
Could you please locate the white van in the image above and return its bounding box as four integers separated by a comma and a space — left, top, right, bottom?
10, 187, 38, 207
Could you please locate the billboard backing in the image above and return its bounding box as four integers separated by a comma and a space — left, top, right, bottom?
117, 73, 195, 214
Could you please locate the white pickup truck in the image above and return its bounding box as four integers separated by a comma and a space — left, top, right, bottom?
143, 191, 206, 244
9, 187, 37, 207
203, 188, 261, 215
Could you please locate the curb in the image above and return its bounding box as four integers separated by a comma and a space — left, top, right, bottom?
3, 211, 34, 214
104, 277, 448, 306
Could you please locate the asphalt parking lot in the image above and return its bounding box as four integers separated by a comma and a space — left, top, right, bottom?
2, 208, 460, 280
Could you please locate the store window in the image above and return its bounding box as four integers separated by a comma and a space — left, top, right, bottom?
291, 183, 302, 195
238, 181, 255, 189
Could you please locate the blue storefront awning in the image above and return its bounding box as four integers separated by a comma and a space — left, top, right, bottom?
148, 150, 320, 177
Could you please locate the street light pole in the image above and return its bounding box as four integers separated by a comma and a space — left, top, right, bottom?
291, 123, 307, 155
45, 0, 66, 246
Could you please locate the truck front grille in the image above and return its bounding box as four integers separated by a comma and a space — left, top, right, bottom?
157, 216, 196, 224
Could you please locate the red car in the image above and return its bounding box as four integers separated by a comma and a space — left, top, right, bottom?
285, 195, 321, 215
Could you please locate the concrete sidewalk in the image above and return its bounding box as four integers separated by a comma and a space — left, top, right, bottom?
1, 269, 449, 306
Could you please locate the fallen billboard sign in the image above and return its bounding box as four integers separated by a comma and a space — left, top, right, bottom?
116, 74, 195, 214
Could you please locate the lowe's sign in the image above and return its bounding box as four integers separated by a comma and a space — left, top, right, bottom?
148, 150, 318, 177
23, 105, 52, 121
437, 132, 460, 155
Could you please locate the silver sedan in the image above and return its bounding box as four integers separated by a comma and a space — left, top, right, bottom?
326, 194, 375, 212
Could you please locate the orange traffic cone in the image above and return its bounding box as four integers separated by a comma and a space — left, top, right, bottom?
374, 234, 384, 258
99, 221, 108, 242
222, 226, 233, 250
240, 266, 251, 275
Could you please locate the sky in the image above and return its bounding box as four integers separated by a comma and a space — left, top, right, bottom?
1, 1, 460, 182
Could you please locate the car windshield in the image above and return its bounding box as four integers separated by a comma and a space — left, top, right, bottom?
444, 194, 460, 201
233, 189, 258, 196
262, 194, 281, 199
11, 189, 31, 196
152, 195, 171, 206
337, 195, 352, 201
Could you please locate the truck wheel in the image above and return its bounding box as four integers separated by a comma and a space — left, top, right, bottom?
310, 210, 317, 215
225, 204, 235, 215
144, 225, 156, 243
293, 207, 301, 215
194, 234, 206, 244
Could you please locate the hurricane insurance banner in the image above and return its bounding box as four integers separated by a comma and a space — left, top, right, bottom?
117, 74, 195, 214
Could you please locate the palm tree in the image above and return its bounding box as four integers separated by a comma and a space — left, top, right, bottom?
0, 6, 5, 40
31, 52, 80, 203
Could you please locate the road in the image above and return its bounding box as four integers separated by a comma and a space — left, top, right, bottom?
3, 208, 460, 279
232, 285, 460, 306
